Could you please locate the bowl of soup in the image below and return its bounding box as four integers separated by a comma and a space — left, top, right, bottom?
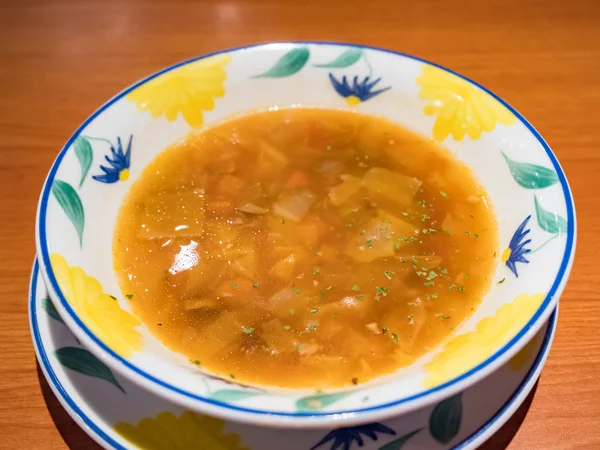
36, 42, 575, 427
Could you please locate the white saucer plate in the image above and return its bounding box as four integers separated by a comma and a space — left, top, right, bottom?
30, 259, 557, 450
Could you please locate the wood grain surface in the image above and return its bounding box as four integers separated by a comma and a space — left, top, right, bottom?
1, 0, 598, 448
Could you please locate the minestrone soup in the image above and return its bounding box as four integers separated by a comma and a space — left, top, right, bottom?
114, 108, 498, 389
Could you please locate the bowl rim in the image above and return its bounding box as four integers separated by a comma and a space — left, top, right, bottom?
35, 40, 576, 428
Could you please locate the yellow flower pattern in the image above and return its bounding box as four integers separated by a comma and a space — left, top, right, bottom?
423, 292, 545, 387
115, 411, 249, 450
50, 253, 142, 357
417, 64, 516, 141
127, 54, 232, 128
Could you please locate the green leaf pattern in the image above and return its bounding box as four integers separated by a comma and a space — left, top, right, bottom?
253, 47, 310, 78
55, 347, 125, 393
429, 393, 462, 444
534, 195, 568, 234
296, 392, 350, 412
74, 136, 93, 188
313, 48, 363, 68
502, 152, 558, 189
42, 296, 63, 323
209, 390, 261, 403
51, 180, 85, 246
502, 152, 568, 239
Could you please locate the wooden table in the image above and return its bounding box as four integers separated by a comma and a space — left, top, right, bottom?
1, 0, 598, 448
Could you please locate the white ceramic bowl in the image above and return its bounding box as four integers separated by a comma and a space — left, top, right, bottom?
35, 42, 575, 428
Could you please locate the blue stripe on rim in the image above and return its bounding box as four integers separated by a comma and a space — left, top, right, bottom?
37, 41, 576, 418
31, 260, 557, 448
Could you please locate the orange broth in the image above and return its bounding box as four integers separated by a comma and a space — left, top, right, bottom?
113, 108, 497, 389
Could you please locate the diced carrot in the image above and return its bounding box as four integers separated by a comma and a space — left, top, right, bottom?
284, 170, 310, 190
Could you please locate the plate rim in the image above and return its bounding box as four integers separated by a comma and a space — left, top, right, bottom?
30, 258, 558, 449
34, 40, 575, 425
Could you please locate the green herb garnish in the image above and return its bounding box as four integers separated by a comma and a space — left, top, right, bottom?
311, 308, 319, 314
252, 282, 259, 288
392, 333, 399, 343
497, 278, 506, 284
427, 270, 438, 280
352, 284, 360, 292
231, 282, 238, 289
440, 191, 449, 200
125, 294, 134, 299
242, 327, 254, 334
283, 325, 291, 330
289, 309, 295, 315
366, 239, 373, 247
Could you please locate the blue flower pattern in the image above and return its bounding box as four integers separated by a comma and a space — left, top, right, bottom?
503, 215, 532, 277
92, 136, 132, 184
329, 74, 391, 105
310, 422, 396, 450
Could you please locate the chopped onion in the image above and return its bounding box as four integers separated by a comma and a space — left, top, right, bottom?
272, 189, 315, 222
236, 202, 269, 214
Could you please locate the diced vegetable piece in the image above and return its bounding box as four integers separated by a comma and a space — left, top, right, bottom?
365, 322, 381, 335
297, 342, 320, 356
378, 210, 418, 241
297, 217, 326, 248
362, 167, 421, 207
230, 253, 256, 280
138, 190, 205, 240
272, 189, 316, 222
236, 203, 269, 214
315, 160, 346, 178
260, 318, 300, 353
328, 175, 362, 206
345, 217, 396, 262
284, 170, 311, 190
179, 261, 227, 297
269, 254, 296, 280
257, 140, 289, 177
441, 203, 476, 236
182, 298, 220, 311
197, 312, 244, 356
